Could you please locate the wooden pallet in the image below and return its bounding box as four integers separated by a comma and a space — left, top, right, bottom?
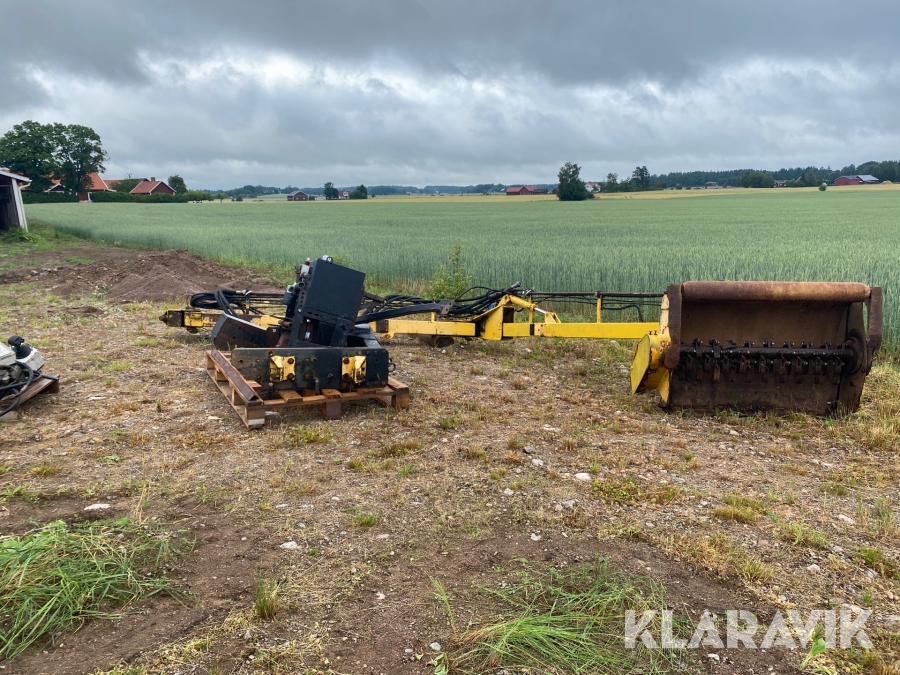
205, 350, 410, 428
0, 375, 60, 422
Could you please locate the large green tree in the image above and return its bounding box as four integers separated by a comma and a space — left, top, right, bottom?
740, 170, 774, 188
0, 121, 57, 192
49, 123, 107, 194
349, 184, 368, 199
604, 172, 619, 193
167, 175, 187, 193
323, 181, 339, 200
631, 165, 650, 190
556, 162, 590, 201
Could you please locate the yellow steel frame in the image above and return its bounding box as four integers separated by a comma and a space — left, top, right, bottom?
164, 293, 657, 342
375, 293, 657, 341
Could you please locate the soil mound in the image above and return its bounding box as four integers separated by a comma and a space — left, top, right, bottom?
46, 250, 282, 302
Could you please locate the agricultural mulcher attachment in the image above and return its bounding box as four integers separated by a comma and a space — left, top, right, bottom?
162, 257, 884, 424
630, 281, 883, 415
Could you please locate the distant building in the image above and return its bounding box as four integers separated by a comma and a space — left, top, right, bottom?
45, 172, 115, 201
774, 180, 787, 188
287, 190, 310, 202
705, 181, 718, 188
506, 185, 548, 195
0, 169, 30, 232
834, 175, 880, 186
337, 189, 351, 199
130, 177, 176, 195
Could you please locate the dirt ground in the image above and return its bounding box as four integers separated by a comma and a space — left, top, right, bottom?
1, 241, 899, 675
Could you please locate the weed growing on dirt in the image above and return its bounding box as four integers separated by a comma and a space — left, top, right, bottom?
738, 559, 775, 584
855, 547, 900, 580
27, 463, 61, 477
778, 521, 830, 549
283, 425, 333, 446
254, 578, 280, 620
351, 511, 382, 528
439, 558, 679, 674
373, 439, 422, 458
0, 519, 187, 659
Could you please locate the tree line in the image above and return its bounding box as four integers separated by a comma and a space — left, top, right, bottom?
650, 160, 900, 189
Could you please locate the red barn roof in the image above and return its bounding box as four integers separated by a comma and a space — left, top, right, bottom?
130, 177, 176, 195
87, 173, 114, 191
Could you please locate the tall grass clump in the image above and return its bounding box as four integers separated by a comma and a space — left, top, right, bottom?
0, 519, 187, 659
438, 558, 681, 674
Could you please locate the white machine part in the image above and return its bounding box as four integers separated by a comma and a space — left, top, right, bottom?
16, 345, 44, 372
0, 342, 15, 368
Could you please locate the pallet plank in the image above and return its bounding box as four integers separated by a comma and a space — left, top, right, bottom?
205, 350, 409, 428
0, 376, 60, 422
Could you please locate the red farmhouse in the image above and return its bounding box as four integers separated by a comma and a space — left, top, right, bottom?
130, 177, 176, 195
834, 175, 880, 186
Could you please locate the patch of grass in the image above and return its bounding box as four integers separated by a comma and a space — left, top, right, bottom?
506, 437, 523, 451
2, 484, 39, 503
441, 558, 678, 674
372, 439, 422, 458
510, 375, 528, 390
819, 481, 849, 496
738, 559, 775, 584
855, 547, 900, 580
133, 338, 160, 347
724, 493, 767, 513
778, 521, 830, 549
28, 463, 62, 477
714, 505, 757, 524
0, 519, 186, 660
873, 497, 897, 537
437, 415, 462, 430
779, 462, 808, 475
283, 425, 333, 446
592, 476, 644, 504
64, 256, 93, 265
351, 511, 382, 528
101, 360, 133, 373
464, 446, 487, 461
397, 463, 418, 477
489, 468, 507, 480
254, 578, 280, 620
285, 480, 318, 495
503, 451, 525, 466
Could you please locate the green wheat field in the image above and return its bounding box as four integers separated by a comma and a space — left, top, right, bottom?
26, 186, 900, 352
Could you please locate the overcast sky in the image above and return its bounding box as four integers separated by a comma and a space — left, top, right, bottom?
3, 1, 898, 188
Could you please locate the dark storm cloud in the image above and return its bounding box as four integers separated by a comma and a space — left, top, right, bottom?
2, 1, 898, 186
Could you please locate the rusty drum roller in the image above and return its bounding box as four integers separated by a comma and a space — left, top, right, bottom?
630, 281, 883, 415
